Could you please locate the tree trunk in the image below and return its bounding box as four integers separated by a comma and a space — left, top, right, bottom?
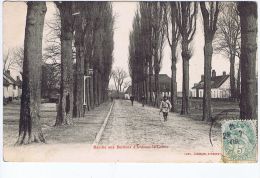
73, 42, 84, 117
200, 1, 219, 121
98, 71, 102, 105
89, 73, 94, 109
170, 45, 178, 112
131, 82, 134, 97
17, 2, 47, 144
154, 46, 160, 107
73, 70, 77, 116
96, 71, 99, 104
94, 69, 98, 106
100, 76, 104, 103
141, 81, 144, 101
181, 42, 190, 115
149, 62, 153, 104
84, 62, 90, 111
55, 2, 74, 126
136, 82, 138, 99
144, 64, 148, 104
238, 2, 257, 119
93, 69, 98, 105
143, 77, 147, 103
237, 57, 241, 100
203, 40, 213, 121
154, 70, 160, 107
230, 54, 236, 99
104, 79, 108, 102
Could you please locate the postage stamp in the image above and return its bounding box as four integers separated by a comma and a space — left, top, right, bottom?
222, 120, 258, 163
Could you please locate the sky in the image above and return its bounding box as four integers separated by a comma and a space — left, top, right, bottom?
3, 2, 235, 91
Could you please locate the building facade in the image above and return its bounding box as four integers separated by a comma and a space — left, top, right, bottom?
3, 70, 22, 100
191, 70, 231, 99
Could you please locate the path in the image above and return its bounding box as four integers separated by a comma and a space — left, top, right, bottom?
99, 99, 221, 153
3, 100, 222, 162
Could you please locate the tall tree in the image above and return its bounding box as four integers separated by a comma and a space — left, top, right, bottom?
73, 2, 85, 117
200, 2, 219, 121
176, 2, 198, 115
128, 31, 137, 97
79, 2, 95, 110
17, 2, 47, 144
214, 2, 241, 99
164, 2, 180, 112
130, 2, 166, 105
101, 3, 114, 102
112, 67, 128, 93
72, 2, 114, 111
55, 2, 74, 126
90, 2, 109, 106
139, 3, 152, 103
128, 11, 144, 101
151, 2, 166, 107
238, 2, 257, 119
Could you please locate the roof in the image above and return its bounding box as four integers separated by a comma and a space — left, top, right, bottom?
151, 74, 171, 83
3, 74, 16, 87
125, 86, 132, 94
151, 74, 172, 92
3, 77, 10, 86
3, 71, 22, 87
192, 74, 229, 89
4, 72, 16, 84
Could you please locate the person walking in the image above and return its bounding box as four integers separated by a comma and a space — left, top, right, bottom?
160, 96, 172, 122
130, 95, 134, 106
141, 95, 145, 107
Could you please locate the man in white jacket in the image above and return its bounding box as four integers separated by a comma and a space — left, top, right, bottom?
160, 96, 172, 122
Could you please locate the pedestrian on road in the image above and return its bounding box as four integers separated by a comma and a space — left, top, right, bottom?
141, 95, 145, 107
130, 95, 134, 106
160, 96, 172, 122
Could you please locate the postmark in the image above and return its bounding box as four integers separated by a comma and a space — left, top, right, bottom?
222, 120, 257, 163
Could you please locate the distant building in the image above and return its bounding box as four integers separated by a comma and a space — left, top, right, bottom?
3, 70, 22, 101
129, 74, 181, 100
191, 70, 230, 98
109, 90, 124, 99
124, 86, 132, 99
150, 74, 172, 99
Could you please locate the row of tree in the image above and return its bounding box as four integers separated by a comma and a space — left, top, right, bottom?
129, 2, 167, 108
128, 2, 197, 113
129, 2, 257, 120
17, 2, 114, 144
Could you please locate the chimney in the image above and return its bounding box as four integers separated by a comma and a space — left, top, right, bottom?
223, 71, 226, 76
6, 70, 10, 75
212, 70, 216, 77
201, 75, 204, 81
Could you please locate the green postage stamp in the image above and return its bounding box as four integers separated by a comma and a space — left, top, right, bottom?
222, 120, 258, 163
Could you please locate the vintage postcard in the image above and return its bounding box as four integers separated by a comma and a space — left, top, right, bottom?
2, 1, 258, 163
